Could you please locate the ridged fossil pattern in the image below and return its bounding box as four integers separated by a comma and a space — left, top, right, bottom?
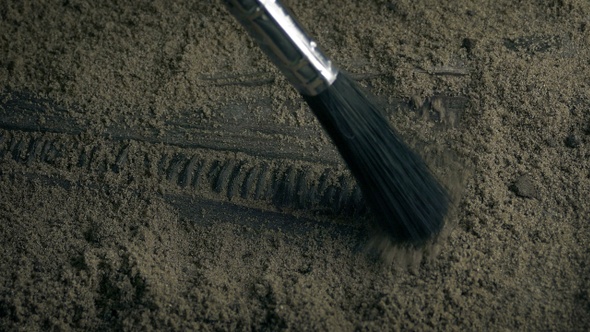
0, 89, 465, 223
0, 130, 366, 218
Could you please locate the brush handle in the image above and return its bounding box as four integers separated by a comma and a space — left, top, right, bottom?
224, 0, 339, 96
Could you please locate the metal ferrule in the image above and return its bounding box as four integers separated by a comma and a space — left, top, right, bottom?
224, 0, 339, 96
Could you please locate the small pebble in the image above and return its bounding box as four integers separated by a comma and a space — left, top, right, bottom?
565, 134, 580, 148
461, 38, 477, 53
510, 175, 537, 199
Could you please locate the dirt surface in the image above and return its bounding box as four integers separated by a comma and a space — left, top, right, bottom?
1, 0, 590, 330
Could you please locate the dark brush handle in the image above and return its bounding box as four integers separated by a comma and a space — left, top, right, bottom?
224, 0, 339, 96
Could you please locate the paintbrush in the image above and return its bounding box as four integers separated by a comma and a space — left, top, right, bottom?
223, 0, 449, 244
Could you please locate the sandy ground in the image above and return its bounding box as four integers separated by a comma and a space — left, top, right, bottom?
1, 0, 589, 330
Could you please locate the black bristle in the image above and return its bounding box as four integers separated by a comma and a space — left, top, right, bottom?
303, 73, 449, 244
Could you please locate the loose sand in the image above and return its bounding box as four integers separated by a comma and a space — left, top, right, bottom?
1, 0, 589, 330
